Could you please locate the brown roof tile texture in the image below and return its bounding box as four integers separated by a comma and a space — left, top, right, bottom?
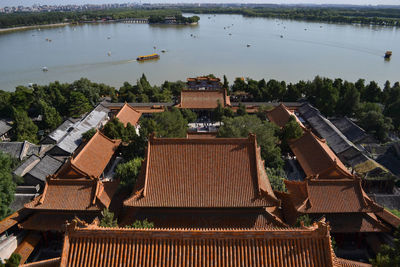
14, 231, 41, 264
59, 221, 339, 267
178, 89, 229, 109
289, 130, 353, 179
19, 211, 100, 232
121, 208, 286, 229
68, 131, 121, 178
116, 103, 141, 127
286, 179, 369, 213
124, 136, 278, 208
267, 103, 304, 128
24, 179, 118, 211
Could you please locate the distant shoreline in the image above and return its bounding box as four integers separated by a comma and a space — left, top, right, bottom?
0, 23, 69, 34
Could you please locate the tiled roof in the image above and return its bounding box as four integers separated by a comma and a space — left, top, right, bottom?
19, 211, 99, 232
320, 213, 389, 233
124, 135, 279, 208
21, 257, 61, 267
49, 103, 110, 155
375, 208, 400, 229
121, 207, 287, 229
13, 154, 40, 177
330, 117, 371, 144
285, 179, 373, 213
0, 141, 41, 160
115, 103, 141, 126
24, 178, 118, 211
336, 258, 372, 267
0, 208, 32, 235
289, 130, 353, 179
298, 103, 358, 156
266, 103, 304, 128
14, 231, 41, 264
58, 220, 339, 267
44, 119, 75, 144
26, 155, 63, 182
177, 89, 230, 109
186, 132, 217, 139
57, 131, 121, 178
0, 119, 12, 136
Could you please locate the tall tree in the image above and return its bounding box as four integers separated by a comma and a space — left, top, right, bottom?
68, 91, 92, 118
0, 151, 17, 220
12, 108, 38, 143
218, 115, 283, 169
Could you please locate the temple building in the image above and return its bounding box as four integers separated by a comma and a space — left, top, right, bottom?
266, 103, 304, 128
121, 134, 286, 229
21, 219, 364, 267
186, 76, 222, 90
113, 102, 142, 126
176, 88, 231, 110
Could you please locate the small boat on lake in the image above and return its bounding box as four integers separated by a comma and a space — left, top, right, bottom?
137, 53, 160, 61
42, 67, 48, 72
247, 44, 251, 47
385, 51, 392, 59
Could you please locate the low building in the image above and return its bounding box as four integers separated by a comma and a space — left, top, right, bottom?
122, 134, 285, 229
187, 76, 222, 90
0, 120, 12, 141
55, 131, 121, 179
31, 219, 358, 267
23, 155, 64, 187
176, 88, 231, 110
266, 103, 304, 128
46, 103, 110, 156
289, 130, 353, 179
330, 117, 375, 145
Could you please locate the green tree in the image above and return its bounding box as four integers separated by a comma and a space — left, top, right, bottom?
256, 105, 272, 121
223, 75, 229, 91
180, 109, 197, 123
0, 151, 17, 220
82, 128, 96, 141
127, 219, 154, 229
236, 102, 247, 116
295, 214, 312, 227
358, 111, 393, 142
68, 91, 92, 118
336, 82, 360, 116
267, 168, 287, 192
218, 115, 283, 169
103, 118, 126, 140
385, 100, 400, 131
100, 208, 118, 227
370, 226, 400, 267
281, 115, 303, 152
11, 108, 38, 143
212, 100, 225, 122
0, 253, 21, 267
115, 157, 143, 190
144, 108, 188, 138
362, 81, 382, 103
11, 86, 34, 110
39, 100, 62, 131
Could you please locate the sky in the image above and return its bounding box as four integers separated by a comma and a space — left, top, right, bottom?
1, 0, 400, 7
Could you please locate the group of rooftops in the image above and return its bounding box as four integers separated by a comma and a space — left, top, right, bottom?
2, 98, 399, 266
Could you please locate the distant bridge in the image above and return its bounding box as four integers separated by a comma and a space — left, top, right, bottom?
118, 18, 149, 24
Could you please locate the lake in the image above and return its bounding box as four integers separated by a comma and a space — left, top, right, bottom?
0, 14, 399, 91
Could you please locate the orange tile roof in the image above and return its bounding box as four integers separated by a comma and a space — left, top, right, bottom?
124, 135, 279, 208
186, 131, 217, 139
0, 208, 32, 234
57, 131, 121, 178
120, 207, 287, 229
21, 257, 61, 267
289, 130, 353, 179
24, 178, 118, 211
58, 219, 340, 267
281, 178, 390, 233
115, 103, 141, 127
285, 179, 374, 213
177, 89, 230, 109
375, 208, 400, 229
13, 231, 41, 264
19, 211, 100, 232
336, 258, 372, 267
267, 103, 304, 128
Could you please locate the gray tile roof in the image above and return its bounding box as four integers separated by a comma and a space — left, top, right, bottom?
13, 155, 41, 177
26, 155, 63, 182
330, 117, 370, 144
102, 102, 175, 108
45, 119, 75, 144
298, 103, 355, 155
0, 120, 12, 136
52, 103, 110, 155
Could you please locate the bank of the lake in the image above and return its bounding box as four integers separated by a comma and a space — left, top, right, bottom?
0, 14, 399, 91
0, 22, 69, 34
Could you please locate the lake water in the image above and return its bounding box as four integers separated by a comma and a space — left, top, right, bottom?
0, 14, 399, 91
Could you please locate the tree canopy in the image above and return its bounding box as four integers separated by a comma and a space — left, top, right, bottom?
0, 151, 17, 220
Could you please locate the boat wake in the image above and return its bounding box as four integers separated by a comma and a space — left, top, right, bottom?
54, 58, 137, 72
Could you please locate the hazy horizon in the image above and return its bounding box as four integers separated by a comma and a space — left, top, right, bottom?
2, 0, 400, 8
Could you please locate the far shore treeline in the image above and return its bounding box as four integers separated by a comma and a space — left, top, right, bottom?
0, 75, 399, 145
1, 6, 400, 29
